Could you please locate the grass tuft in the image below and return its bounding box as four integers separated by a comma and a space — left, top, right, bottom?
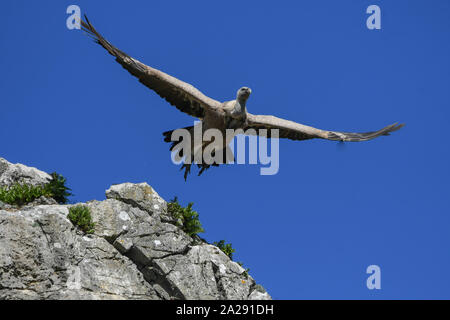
44, 172, 72, 204
0, 184, 50, 206
0, 172, 72, 207
168, 197, 204, 237
67, 205, 95, 234
213, 240, 236, 260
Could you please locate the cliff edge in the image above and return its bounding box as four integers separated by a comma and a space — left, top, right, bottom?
0, 157, 270, 300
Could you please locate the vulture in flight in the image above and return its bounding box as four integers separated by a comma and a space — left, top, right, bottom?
81, 17, 404, 180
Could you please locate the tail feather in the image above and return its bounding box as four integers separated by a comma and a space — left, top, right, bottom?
163, 126, 194, 154
163, 126, 193, 143
180, 163, 192, 181
163, 127, 228, 180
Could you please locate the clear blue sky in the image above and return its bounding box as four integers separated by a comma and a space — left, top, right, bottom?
1, 1, 449, 299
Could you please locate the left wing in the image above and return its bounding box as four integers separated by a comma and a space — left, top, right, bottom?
244, 113, 404, 142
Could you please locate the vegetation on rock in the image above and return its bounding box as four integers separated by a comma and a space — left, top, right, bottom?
168, 197, 250, 277
0, 172, 71, 206
213, 240, 236, 259
68, 205, 95, 234
0, 183, 50, 206
168, 197, 204, 237
213, 240, 250, 277
45, 172, 72, 204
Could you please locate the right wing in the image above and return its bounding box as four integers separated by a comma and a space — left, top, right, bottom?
244, 113, 404, 142
81, 16, 221, 119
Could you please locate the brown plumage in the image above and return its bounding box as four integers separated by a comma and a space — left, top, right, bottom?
81, 16, 221, 119
81, 16, 404, 180
244, 114, 404, 142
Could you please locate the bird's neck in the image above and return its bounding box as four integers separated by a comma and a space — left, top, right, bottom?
234, 98, 247, 115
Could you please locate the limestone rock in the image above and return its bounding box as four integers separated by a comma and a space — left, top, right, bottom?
0, 157, 271, 300
0, 158, 51, 187
106, 183, 175, 223
0, 201, 12, 210
0, 206, 157, 300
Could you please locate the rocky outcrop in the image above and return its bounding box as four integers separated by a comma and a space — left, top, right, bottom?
0, 158, 271, 300
0, 158, 51, 188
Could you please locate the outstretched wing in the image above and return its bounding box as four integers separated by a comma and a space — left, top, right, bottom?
244, 113, 404, 142
81, 16, 221, 119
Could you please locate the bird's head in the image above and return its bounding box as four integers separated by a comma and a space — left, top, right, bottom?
237, 87, 252, 101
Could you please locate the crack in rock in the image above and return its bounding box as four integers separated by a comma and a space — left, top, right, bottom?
0, 158, 272, 300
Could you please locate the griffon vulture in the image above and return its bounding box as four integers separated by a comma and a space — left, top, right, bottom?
81, 16, 404, 180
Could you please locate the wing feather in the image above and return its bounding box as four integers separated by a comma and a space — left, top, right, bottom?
81, 16, 221, 118
245, 113, 404, 142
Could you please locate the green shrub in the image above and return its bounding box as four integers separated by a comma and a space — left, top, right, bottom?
68, 205, 95, 234
43, 172, 72, 204
0, 172, 72, 207
213, 240, 236, 260
168, 197, 204, 237
0, 183, 51, 206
